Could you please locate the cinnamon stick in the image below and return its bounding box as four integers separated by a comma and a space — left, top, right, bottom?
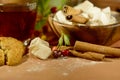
70, 50, 105, 61
74, 41, 120, 57
66, 15, 88, 24
58, 46, 73, 51
63, 5, 82, 15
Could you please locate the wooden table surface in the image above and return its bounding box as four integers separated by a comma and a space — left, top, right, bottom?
1, 40, 120, 80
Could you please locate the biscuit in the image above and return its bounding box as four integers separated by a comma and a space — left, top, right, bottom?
0, 37, 25, 66
0, 49, 4, 66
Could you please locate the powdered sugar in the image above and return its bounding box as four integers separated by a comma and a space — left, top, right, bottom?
26, 64, 46, 72
0, 55, 102, 78
45, 57, 102, 76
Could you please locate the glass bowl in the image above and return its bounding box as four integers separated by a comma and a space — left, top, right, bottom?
48, 0, 120, 46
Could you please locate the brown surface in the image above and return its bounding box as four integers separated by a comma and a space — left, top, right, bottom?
89, 0, 120, 11
0, 41, 120, 80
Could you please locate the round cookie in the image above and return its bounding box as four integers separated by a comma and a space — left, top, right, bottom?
0, 37, 25, 66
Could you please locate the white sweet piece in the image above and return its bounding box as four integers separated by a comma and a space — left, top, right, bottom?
87, 7, 101, 19
100, 12, 110, 25
81, 13, 89, 19
102, 7, 117, 24
74, 0, 94, 12
54, 0, 117, 26
53, 10, 72, 25
74, 1, 117, 26
110, 16, 117, 24
102, 7, 111, 15
101, 7, 111, 25
28, 37, 52, 60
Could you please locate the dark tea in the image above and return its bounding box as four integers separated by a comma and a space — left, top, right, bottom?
0, 3, 37, 41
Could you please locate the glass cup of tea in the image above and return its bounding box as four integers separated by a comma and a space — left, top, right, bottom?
0, 0, 38, 41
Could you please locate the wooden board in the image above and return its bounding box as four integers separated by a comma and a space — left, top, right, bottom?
0, 41, 120, 80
